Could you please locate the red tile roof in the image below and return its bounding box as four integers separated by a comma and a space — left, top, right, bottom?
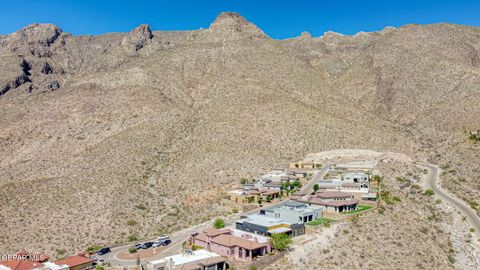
0, 260, 44, 270
309, 198, 359, 207
210, 234, 267, 250
54, 255, 93, 267
313, 191, 352, 199
194, 229, 267, 250
202, 228, 232, 237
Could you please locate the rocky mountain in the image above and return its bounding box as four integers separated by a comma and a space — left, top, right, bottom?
0, 12, 479, 263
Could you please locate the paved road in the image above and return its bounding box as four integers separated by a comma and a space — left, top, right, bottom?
418, 162, 480, 236
301, 164, 330, 194
98, 165, 331, 266
98, 196, 290, 266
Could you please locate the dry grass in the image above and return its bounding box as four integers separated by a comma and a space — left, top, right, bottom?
267, 161, 470, 269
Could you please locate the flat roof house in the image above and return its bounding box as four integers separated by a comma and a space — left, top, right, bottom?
193, 228, 271, 262
288, 161, 316, 170
286, 170, 308, 178
341, 172, 370, 189
261, 201, 322, 224
144, 249, 228, 270
235, 214, 304, 236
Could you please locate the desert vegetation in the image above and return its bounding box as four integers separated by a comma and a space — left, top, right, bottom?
0, 13, 479, 262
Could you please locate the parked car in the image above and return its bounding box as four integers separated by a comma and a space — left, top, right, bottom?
161, 239, 171, 246
95, 259, 105, 265
157, 234, 169, 241
152, 241, 162, 248
133, 243, 143, 250
96, 247, 111, 256
141, 242, 154, 249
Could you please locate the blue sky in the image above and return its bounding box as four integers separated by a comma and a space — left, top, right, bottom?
2, 0, 479, 39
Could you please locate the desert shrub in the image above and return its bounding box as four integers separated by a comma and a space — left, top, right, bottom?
232, 208, 239, 213
135, 204, 147, 210
86, 245, 102, 254
395, 177, 406, 183
127, 220, 138, 226
469, 201, 478, 210
270, 233, 292, 251
411, 184, 422, 190
448, 255, 456, 264
257, 198, 263, 205
192, 244, 203, 251
213, 218, 225, 229
372, 175, 383, 183
128, 247, 137, 253
424, 189, 435, 196
128, 234, 138, 242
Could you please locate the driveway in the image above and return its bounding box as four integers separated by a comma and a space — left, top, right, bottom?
300, 164, 330, 194
418, 162, 480, 236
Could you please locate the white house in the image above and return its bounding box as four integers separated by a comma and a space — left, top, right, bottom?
144, 249, 228, 270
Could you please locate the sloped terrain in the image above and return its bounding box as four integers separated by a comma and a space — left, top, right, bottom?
0, 12, 479, 263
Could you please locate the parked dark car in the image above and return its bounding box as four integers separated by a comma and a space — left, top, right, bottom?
161, 239, 171, 246
134, 243, 143, 250
141, 242, 154, 249
96, 247, 111, 256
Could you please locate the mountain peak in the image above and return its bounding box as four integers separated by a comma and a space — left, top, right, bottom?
209, 12, 267, 38
300, 31, 312, 39
210, 12, 250, 28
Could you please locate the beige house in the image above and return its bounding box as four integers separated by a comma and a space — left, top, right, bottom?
288, 161, 316, 170
228, 189, 280, 204
228, 189, 256, 204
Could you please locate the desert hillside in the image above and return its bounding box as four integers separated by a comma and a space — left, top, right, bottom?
0, 12, 479, 258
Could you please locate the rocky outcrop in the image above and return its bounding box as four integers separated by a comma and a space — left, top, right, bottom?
299, 31, 312, 39
0, 74, 29, 95
6, 24, 63, 57
15, 23, 62, 46
45, 81, 60, 91
121, 24, 153, 52
41, 62, 53, 74
0, 59, 31, 95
